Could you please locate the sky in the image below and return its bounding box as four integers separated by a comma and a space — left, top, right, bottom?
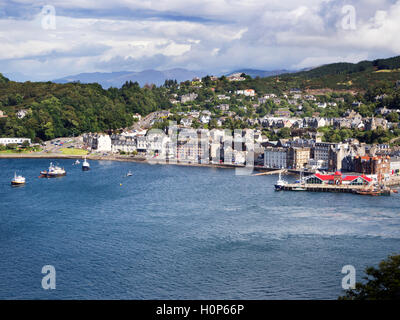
0, 0, 400, 81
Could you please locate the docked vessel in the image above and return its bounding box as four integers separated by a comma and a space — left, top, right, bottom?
74, 160, 80, 165
356, 187, 391, 196
291, 186, 307, 191
82, 157, 90, 171
41, 162, 66, 177
11, 172, 26, 186
274, 172, 288, 191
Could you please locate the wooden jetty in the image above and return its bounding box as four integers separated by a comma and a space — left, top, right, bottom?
253, 169, 287, 176
280, 183, 365, 194
279, 183, 393, 196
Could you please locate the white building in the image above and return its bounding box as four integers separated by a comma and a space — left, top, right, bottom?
264, 147, 288, 169
200, 115, 210, 124
111, 135, 136, 154
16, 109, 28, 119
235, 89, 255, 97
84, 133, 111, 152
0, 137, 31, 145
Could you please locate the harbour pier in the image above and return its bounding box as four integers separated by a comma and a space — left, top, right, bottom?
280, 183, 365, 194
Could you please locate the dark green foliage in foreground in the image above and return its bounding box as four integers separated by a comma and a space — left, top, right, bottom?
340, 255, 400, 300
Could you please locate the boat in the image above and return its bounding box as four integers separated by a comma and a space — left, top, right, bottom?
274, 172, 288, 191
11, 172, 26, 186
82, 157, 90, 171
356, 186, 391, 196
127, 170, 133, 177
292, 186, 307, 191
74, 160, 80, 165
41, 162, 66, 177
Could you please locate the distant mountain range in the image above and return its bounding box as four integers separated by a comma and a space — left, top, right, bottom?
53, 68, 208, 88
52, 68, 300, 88
227, 69, 296, 78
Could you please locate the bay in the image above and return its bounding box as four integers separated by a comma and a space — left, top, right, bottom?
1, 158, 399, 299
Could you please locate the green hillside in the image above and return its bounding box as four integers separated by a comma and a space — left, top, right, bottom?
0, 73, 9, 84
274, 56, 400, 91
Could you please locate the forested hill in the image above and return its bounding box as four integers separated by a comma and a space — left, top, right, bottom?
0, 81, 169, 141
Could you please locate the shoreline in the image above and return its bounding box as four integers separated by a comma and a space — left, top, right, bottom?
2, 153, 399, 185
0, 152, 271, 172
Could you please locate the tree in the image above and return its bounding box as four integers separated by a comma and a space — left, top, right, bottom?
278, 127, 291, 139
386, 112, 399, 123
340, 255, 400, 300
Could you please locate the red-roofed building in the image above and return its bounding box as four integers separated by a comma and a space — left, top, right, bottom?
305, 172, 372, 186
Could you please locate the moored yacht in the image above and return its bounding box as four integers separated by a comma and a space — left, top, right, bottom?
11, 172, 26, 186
82, 157, 90, 171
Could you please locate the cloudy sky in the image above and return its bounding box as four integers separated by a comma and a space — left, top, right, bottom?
0, 0, 400, 81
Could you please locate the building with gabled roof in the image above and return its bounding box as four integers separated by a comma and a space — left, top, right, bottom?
305, 172, 372, 186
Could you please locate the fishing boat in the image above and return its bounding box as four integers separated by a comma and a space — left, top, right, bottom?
82, 157, 90, 171
41, 162, 66, 177
11, 172, 26, 186
274, 172, 288, 191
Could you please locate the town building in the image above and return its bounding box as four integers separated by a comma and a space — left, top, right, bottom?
0, 137, 31, 145
353, 155, 391, 175
111, 135, 136, 154
314, 142, 336, 169
288, 147, 311, 169
235, 89, 255, 97
16, 109, 28, 119
180, 93, 198, 103
83, 133, 112, 152
264, 147, 288, 169
304, 172, 372, 186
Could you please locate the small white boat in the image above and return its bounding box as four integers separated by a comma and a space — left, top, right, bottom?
127, 170, 133, 177
74, 160, 80, 165
292, 186, 307, 191
11, 172, 26, 186
274, 172, 288, 191
82, 157, 90, 171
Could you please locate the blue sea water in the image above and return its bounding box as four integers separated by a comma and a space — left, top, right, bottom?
0, 158, 399, 300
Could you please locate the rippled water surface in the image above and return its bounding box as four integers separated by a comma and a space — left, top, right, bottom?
1, 159, 399, 299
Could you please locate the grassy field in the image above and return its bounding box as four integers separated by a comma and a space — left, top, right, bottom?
0, 148, 42, 154
59, 148, 88, 155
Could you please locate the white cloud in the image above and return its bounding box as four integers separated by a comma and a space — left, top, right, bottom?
0, 0, 400, 80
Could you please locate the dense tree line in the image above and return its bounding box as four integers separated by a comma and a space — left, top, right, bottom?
0, 78, 169, 142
